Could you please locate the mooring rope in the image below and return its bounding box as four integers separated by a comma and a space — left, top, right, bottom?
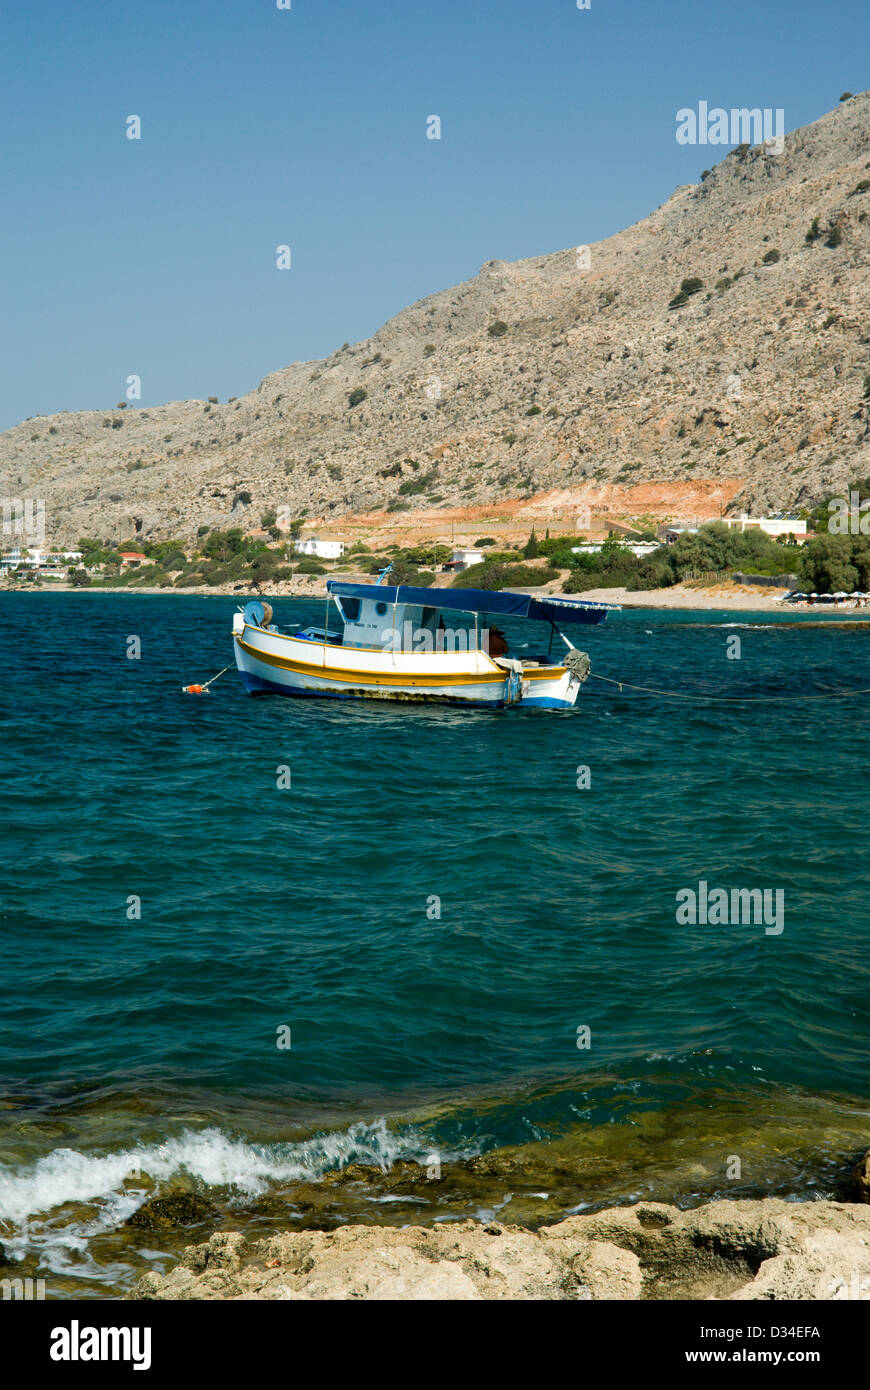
200, 665, 233, 688
181, 665, 233, 695
587, 673, 870, 702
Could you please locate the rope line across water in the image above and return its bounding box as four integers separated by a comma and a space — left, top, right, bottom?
587, 673, 870, 702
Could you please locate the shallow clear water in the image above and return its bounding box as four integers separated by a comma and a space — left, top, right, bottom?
0, 592, 868, 1296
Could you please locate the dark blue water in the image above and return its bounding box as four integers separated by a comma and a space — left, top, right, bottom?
1, 593, 868, 1293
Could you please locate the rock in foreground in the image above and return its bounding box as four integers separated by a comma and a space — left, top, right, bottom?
134, 1198, 870, 1301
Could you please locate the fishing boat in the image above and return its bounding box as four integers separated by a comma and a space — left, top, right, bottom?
231, 576, 617, 710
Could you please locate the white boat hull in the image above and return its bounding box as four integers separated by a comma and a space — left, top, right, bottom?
233, 623, 582, 709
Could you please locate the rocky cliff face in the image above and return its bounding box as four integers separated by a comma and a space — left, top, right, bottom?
3, 94, 869, 546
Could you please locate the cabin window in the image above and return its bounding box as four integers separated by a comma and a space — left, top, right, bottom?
339, 597, 361, 621
375, 601, 389, 617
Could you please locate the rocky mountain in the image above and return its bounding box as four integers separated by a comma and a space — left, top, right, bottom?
3, 92, 869, 546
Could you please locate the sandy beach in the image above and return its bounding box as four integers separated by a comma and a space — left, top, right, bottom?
8, 577, 869, 619
563, 582, 865, 613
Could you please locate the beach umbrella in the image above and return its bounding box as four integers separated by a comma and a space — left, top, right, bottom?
833, 591, 848, 598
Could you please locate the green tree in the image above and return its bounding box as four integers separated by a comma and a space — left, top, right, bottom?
149, 539, 187, 569
850, 543, 870, 590
202, 528, 246, 562
798, 535, 858, 593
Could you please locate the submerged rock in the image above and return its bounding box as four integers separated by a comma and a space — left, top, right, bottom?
320, 1160, 438, 1189
133, 1196, 870, 1301
851, 1149, 870, 1203
125, 1194, 218, 1231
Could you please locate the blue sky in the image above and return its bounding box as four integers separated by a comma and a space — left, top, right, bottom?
0, 0, 866, 431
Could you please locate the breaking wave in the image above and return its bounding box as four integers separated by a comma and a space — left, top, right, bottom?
0, 1119, 440, 1227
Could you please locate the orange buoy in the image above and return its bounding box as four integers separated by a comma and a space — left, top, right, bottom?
180, 665, 230, 695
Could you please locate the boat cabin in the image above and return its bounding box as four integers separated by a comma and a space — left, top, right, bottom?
333, 593, 480, 652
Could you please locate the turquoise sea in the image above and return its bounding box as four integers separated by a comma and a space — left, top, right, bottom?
1, 592, 868, 1297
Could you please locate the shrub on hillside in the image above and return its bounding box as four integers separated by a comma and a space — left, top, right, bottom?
394, 543, 451, 566
398, 468, 438, 495
454, 561, 559, 591
825, 220, 843, 248
668, 277, 704, 309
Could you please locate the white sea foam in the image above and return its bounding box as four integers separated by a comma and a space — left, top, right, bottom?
0, 1117, 469, 1280
0, 1119, 436, 1230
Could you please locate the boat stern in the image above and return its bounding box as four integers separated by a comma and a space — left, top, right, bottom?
519, 649, 591, 709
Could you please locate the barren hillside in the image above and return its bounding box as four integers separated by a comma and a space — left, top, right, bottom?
3, 92, 869, 546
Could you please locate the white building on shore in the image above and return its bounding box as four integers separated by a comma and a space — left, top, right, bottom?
443, 548, 484, 572
722, 514, 807, 539
664, 515, 808, 544
294, 536, 345, 560
571, 541, 660, 558
1, 547, 83, 573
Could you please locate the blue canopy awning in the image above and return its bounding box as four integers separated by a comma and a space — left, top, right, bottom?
326, 580, 617, 626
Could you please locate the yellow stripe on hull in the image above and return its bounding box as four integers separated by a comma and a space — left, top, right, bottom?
236, 636, 567, 689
